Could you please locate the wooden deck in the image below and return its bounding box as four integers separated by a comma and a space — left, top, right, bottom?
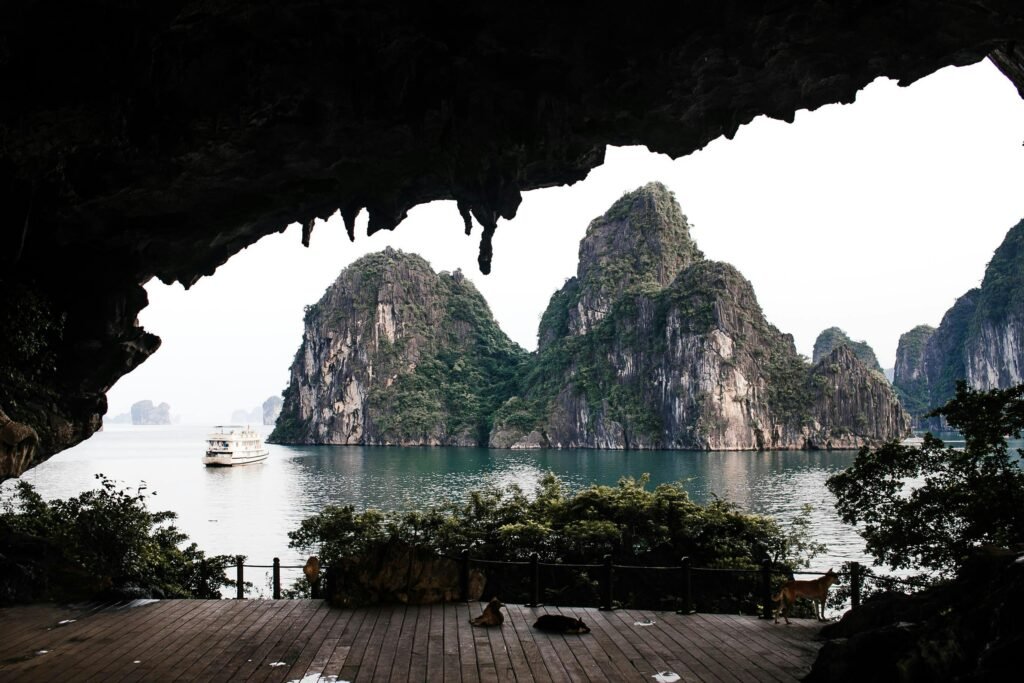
0, 600, 822, 682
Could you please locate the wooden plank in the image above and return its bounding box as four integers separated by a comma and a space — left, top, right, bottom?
203, 599, 307, 682
0, 601, 171, 676
194, 600, 304, 681
604, 608, 702, 682
350, 603, 394, 682
250, 601, 333, 683
564, 607, 645, 683
485, 606, 523, 683
552, 607, 621, 683
406, 600, 431, 683
171, 600, 265, 682
508, 604, 571, 683
0, 602, 829, 682
620, 610, 742, 683
337, 604, 384, 681
503, 604, 548, 682
366, 603, 403, 682
442, 602, 463, 683
230, 600, 325, 682
113, 600, 247, 683
460, 603, 494, 683
701, 613, 820, 681
385, 604, 416, 682
425, 603, 445, 683
42, 601, 201, 682
283, 606, 353, 682
160, 600, 255, 681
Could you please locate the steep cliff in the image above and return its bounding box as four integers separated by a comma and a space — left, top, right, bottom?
893, 324, 936, 418
894, 218, 1024, 424
262, 396, 283, 426
491, 183, 909, 450
812, 327, 884, 375
270, 249, 527, 446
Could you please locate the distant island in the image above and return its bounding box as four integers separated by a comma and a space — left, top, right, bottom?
230, 395, 284, 426
271, 182, 909, 449
129, 400, 172, 425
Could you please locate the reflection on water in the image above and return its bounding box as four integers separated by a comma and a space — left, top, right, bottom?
4, 424, 887, 570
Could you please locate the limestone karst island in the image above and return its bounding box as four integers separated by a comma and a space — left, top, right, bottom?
270, 183, 910, 450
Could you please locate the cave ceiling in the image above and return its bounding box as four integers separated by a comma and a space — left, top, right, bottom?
1, 0, 1023, 476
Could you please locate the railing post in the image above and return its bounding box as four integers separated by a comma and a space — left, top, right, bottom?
272, 557, 281, 600
761, 559, 773, 620
311, 575, 320, 600
526, 553, 541, 608
677, 556, 693, 614
235, 556, 245, 600
850, 562, 861, 610
460, 549, 470, 602
600, 554, 614, 611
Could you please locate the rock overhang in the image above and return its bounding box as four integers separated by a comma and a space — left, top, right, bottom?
1, 0, 1024, 472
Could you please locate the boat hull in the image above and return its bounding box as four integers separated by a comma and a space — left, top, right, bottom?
202, 450, 269, 467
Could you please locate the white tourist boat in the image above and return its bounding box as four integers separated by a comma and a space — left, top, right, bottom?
203, 425, 269, 467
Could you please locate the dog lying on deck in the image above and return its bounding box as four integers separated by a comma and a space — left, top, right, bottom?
533, 614, 591, 634
773, 568, 838, 624
470, 597, 505, 627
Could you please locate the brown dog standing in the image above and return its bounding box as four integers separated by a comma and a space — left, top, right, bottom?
772, 568, 837, 624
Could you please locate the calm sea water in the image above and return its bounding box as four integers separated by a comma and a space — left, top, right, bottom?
2, 424, 882, 586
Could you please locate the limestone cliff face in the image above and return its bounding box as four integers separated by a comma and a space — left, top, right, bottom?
491, 183, 909, 450
893, 324, 936, 418
262, 396, 283, 426
894, 218, 1024, 425
812, 327, 884, 375
270, 248, 526, 446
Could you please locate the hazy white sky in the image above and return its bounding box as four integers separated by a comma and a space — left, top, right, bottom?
107, 61, 1024, 424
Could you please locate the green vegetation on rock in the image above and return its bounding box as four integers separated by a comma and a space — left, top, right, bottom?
812, 327, 883, 375
270, 249, 527, 446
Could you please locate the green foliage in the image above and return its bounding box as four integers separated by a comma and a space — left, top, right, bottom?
1, 476, 236, 600
973, 218, 1024, 324
827, 382, 1024, 577
812, 327, 883, 373
290, 473, 821, 609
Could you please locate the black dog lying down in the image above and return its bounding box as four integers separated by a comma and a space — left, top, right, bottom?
533, 614, 591, 634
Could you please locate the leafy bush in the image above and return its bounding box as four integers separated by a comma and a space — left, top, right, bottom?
1, 475, 236, 602
289, 473, 823, 610
827, 381, 1024, 579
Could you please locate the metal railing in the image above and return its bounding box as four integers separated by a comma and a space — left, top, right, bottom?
226, 550, 929, 616
228, 556, 322, 600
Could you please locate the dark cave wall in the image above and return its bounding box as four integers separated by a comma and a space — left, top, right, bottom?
2, 0, 1024, 475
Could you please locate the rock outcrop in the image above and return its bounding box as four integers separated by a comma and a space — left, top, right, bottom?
894, 219, 1024, 425
270, 249, 527, 446
130, 400, 171, 426
812, 327, 884, 376
262, 396, 283, 426
2, 2, 1023, 475
490, 184, 909, 450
